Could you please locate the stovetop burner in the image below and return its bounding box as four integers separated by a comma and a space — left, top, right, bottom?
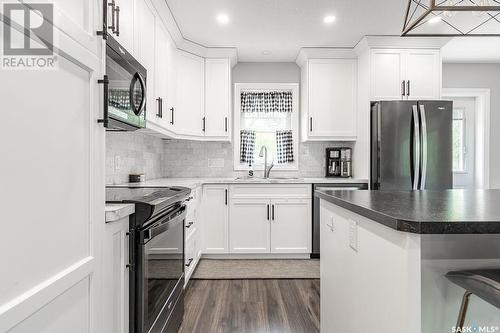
106, 186, 191, 225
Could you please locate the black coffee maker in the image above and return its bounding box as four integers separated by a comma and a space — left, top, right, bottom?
325, 147, 352, 178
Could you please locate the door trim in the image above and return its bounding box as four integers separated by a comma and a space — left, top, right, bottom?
442, 88, 491, 189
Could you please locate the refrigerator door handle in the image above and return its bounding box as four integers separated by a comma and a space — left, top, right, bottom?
411, 105, 421, 190
419, 104, 428, 190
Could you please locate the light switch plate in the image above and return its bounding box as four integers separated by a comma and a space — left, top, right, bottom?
208, 158, 225, 168
349, 220, 358, 252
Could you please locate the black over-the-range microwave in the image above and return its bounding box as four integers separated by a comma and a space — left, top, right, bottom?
100, 35, 147, 131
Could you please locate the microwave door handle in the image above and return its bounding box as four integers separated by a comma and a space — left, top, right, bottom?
411, 105, 421, 190
130, 72, 146, 116
419, 104, 428, 190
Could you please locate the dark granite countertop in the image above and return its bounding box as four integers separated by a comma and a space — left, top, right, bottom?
315, 189, 500, 234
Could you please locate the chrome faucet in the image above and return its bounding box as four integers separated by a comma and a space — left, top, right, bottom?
259, 146, 274, 179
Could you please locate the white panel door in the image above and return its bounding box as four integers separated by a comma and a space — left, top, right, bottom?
135, 0, 156, 124
175, 50, 205, 137
154, 19, 170, 129
205, 58, 230, 138
202, 186, 229, 253
112, 0, 134, 53
230, 199, 271, 253
270, 199, 312, 254
103, 218, 130, 333
405, 50, 441, 100
0, 6, 103, 332
371, 50, 405, 100
308, 59, 357, 139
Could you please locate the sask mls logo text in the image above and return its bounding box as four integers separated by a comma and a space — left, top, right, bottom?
452, 325, 500, 333
1, 2, 57, 69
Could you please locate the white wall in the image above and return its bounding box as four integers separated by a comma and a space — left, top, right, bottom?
442, 63, 500, 189
233, 62, 301, 83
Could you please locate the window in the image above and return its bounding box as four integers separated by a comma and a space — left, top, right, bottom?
234, 83, 299, 171
452, 107, 466, 172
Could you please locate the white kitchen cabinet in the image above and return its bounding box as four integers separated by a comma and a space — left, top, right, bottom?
103, 217, 130, 333
106, 0, 134, 53
175, 50, 205, 137
153, 19, 172, 129
204, 58, 231, 139
184, 186, 202, 286
270, 198, 311, 254
370, 49, 441, 101
301, 59, 357, 142
202, 185, 229, 254
229, 199, 271, 253
134, 0, 156, 124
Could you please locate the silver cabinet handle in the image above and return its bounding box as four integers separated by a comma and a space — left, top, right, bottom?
419, 104, 427, 190
309, 117, 313, 132
407, 80, 410, 97
108, 0, 116, 32
170, 107, 174, 125
115, 5, 120, 36
271, 204, 275, 221
402, 80, 406, 97
411, 105, 421, 190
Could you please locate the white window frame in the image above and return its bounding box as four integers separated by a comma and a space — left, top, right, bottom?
233, 83, 300, 171
452, 106, 467, 173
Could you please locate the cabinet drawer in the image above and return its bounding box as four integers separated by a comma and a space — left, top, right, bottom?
229, 184, 311, 199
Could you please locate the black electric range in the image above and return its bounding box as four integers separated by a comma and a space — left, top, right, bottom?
106, 185, 191, 333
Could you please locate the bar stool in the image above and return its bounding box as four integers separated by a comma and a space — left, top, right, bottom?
445, 269, 500, 329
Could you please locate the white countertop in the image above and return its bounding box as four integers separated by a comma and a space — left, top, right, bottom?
105, 203, 135, 223
107, 177, 369, 190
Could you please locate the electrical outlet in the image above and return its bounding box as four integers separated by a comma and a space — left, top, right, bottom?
349, 220, 358, 252
114, 155, 121, 171
208, 158, 225, 168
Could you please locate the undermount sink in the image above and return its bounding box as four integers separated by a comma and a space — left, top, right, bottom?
233, 177, 303, 182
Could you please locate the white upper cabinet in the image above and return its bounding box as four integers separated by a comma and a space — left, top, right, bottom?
370, 50, 405, 100
301, 59, 357, 142
107, 0, 134, 52
204, 58, 231, 140
404, 50, 441, 100
370, 49, 441, 101
175, 50, 205, 137
153, 19, 172, 130
134, 0, 156, 124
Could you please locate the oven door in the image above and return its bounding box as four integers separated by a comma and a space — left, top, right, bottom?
105, 36, 147, 130
137, 206, 185, 333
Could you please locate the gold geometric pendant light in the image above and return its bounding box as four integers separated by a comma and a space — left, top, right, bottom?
402, 0, 500, 36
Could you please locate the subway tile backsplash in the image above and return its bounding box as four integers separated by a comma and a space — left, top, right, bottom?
106, 132, 353, 184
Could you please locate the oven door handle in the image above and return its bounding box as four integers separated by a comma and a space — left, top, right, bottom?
142, 207, 186, 243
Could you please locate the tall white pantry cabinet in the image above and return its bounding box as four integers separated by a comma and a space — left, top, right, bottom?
0, 1, 105, 332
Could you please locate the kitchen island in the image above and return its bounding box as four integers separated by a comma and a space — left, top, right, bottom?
316, 189, 500, 333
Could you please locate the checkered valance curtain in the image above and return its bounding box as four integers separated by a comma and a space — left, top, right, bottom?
276, 130, 294, 164
241, 91, 293, 113
240, 130, 256, 165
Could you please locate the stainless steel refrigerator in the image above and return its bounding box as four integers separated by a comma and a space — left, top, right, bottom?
370, 100, 453, 190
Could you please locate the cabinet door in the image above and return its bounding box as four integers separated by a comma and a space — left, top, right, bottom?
405, 50, 441, 100
154, 20, 170, 129
108, 0, 134, 53
205, 58, 230, 138
202, 185, 229, 253
103, 218, 130, 333
308, 59, 357, 139
371, 50, 405, 100
175, 50, 205, 137
270, 199, 311, 253
135, 0, 156, 125
229, 199, 271, 253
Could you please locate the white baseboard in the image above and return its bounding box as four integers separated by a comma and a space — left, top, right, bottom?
201, 253, 312, 260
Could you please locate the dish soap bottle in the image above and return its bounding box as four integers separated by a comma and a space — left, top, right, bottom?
248, 163, 254, 178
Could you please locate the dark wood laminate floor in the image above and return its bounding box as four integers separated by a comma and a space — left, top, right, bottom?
179, 279, 320, 333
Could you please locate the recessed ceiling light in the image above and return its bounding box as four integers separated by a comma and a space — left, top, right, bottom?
262, 50, 272, 55
216, 13, 230, 25
428, 16, 442, 24
323, 15, 336, 24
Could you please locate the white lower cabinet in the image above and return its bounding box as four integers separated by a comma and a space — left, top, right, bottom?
229, 199, 271, 253
103, 217, 130, 333
184, 186, 202, 286
271, 198, 312, 253
202, 185, 229, 254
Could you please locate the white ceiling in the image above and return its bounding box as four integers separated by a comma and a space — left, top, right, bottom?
442, 37, 500, 63
165, 0, 407, 62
